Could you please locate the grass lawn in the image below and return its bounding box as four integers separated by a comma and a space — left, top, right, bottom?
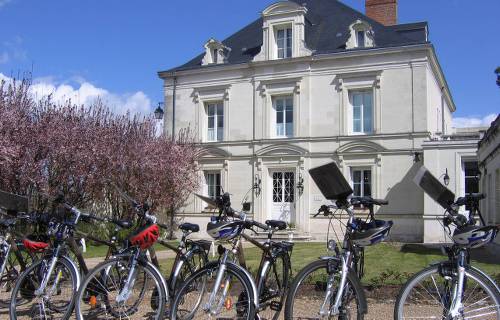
84, 241, 500, 286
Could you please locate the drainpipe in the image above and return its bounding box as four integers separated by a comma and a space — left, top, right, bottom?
172, 73, 177, 141
440, 86, 445, 135
251, 77, 256, 218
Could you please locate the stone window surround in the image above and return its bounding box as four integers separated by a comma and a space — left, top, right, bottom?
336, 71, 381, 136
337, 154, 382, 201
346, 20, 375, 49
193, 85, 230, 143
259, 78, 301, 140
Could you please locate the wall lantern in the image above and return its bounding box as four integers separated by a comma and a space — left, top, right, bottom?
413, 152, 422, 163
440, 168, 450, 186
154, 102, 164, 120
253, 174, 262, 197
297, 173, 304, 196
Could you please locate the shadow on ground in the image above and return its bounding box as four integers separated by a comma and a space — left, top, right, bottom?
400, 243, 500, 265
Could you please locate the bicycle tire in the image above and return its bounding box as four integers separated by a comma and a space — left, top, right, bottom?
0, 243, 36, 308
74, 256, 167, 320
9, 256, 79, 320
394, 264, 500, 319
257, 250, 290, 320
285, 259, 366, 320
170, 262, 256, 320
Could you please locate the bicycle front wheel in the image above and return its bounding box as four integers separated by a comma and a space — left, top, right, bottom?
75, 256, 167, 320
171, 263, 256, 320
395, 265, 500, 319
285, 259, 365, 320
9, 257, 79, 320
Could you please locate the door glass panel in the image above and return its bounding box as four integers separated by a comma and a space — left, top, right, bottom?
273, 172, 283, 202
284, 172, 295, 202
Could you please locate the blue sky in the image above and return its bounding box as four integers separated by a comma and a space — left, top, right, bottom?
0, 0, 498, 126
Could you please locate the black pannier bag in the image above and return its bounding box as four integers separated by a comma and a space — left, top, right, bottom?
309, 162, 353, 200
413, 165, 455, 209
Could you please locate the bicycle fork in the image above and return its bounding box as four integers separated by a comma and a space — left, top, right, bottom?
205, 250, 232, 315
35, 247, 61, 297
116, 250, 140, 304
319, 251, 351, 317
0, 243, 12, 277
448, 251, 466, 318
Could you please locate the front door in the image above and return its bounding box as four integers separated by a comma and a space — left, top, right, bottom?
271, 170, 295, 223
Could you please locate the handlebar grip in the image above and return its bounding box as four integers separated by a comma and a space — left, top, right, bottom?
374, 199, 389, 205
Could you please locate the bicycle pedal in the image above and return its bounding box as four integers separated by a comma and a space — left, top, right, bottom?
269, 301, 282, 311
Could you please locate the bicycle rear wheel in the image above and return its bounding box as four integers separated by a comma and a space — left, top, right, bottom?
285, 259, 365, 320
171, 262, 256, 320
257, 251, 290, 320
75, 256, 167, 320
9, 257, 79, 320
0, 244, 36, 308
395, 265, 500, 319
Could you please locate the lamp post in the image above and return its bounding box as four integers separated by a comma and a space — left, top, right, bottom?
495, 67, 500, 88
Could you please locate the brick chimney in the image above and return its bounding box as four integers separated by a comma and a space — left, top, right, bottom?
366, 0, 397, 26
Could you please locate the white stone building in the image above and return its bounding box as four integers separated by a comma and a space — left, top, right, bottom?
158, 0, 488, 242
478, 115, 500, 243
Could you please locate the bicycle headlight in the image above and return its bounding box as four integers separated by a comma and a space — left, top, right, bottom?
327, 239, 337, 252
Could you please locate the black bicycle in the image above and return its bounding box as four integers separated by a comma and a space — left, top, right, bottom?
394, 192, 499, 319
170, 192, 293, 320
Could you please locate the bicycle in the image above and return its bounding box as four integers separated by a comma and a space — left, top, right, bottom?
394, 190, 499, 319
170, 192, 293, 320
9, 195, 92, 319
74, 191, 169, 320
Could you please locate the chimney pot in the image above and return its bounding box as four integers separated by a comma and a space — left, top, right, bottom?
366, 0, 397, 26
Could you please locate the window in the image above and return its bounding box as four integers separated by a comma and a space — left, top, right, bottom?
463, 161, 479, 211
205, 172, 221, 199
273, 96, 293, 138
352, 169, 372, 198
212, 49, 218, 64
356, 30, 365, 48
273, 171, 295, 203
350, 91, 373, 134
276, 27, 292, 59
206, 102, 223, 141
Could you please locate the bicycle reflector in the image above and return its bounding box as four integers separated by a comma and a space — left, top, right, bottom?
130, 224, 160, 249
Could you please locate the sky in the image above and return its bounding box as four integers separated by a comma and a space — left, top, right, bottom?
0, 0, 498, 126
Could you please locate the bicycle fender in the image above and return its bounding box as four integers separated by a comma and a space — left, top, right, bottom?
227, 262, 260, 310
319, 256, 368, 315
140, 258, 169, 303
59, 255, 81, 290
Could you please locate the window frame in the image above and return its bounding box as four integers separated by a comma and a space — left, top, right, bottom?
272, 95, 294, 138
350, 167, 372, 198
349, 90, 374, 135
204, 171, 221, 201
275, 25, 292, 59
205, 101, 224, 142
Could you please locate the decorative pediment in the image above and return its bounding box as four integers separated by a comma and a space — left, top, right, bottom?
337, 141, 385, 154
262, 1, 307, 17
197, 147, 231, 159
255, 144, 308, 157
192, 84, 231, 103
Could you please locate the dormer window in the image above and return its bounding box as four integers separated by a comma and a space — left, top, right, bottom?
253, 1, 312, 62
347, 20, 375, 49
202, 38, 230, 66
276, 26, 292, 59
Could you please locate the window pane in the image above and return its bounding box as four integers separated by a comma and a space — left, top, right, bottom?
276, 110, 283, 124
207, 128, 214, 141
286, 28, 292, 57
217, 113, 223, 129
277, 29, 285, 41
208, 116, 214, 129
217, 128, 223, 141
353, 171, 361, 184
217, 103, 223, 116
353, 183, 361, 197
363, 93, 373, 133
276, 123, 284, 136
208, 104, 215, 116
363, 171, 372, 197
357, 31, 365, 47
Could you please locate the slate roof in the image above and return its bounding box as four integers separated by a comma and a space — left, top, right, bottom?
161, 0, 428, 74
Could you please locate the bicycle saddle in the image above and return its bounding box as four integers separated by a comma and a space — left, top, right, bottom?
0, 218, 16, 228
179, 222, 200, 233
265, 220, 287, 230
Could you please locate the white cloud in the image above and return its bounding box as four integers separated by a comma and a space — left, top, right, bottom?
1, 73, 153, 116
452, 113, 498, 128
